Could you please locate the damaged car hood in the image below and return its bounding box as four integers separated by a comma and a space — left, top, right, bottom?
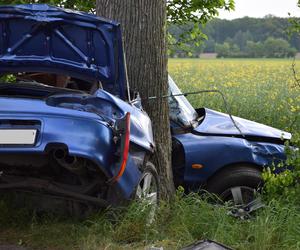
0, 4, 127, 98
194, 108, 291, 141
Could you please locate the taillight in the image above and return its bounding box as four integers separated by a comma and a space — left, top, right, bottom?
110, 112, 130, 183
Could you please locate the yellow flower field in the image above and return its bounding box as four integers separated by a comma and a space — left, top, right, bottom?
169, 59, 300, 133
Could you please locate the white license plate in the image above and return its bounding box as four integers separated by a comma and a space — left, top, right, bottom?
0, 129, 37, 145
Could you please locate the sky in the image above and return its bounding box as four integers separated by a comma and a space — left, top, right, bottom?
218, 0, 300, 19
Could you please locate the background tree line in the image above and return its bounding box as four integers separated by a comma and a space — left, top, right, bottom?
169, 15, 300, 58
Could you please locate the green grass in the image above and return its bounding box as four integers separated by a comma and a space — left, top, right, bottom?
1, 58, 300, 249
1, 193, 300, 250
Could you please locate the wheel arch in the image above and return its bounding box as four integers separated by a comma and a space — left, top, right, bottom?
208, 161, 262, 177
206, 161, 263, 187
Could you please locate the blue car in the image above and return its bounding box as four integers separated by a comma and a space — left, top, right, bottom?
168, 75, 291, 208
0, 4, 159, 212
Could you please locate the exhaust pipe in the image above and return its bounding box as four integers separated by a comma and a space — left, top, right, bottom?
53, 149, 85, 175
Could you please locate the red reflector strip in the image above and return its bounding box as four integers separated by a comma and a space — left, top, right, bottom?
111, 112, 130, 182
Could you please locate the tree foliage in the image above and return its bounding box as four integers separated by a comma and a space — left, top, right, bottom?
0, 0, 95, 12
215, 37, 296, 58
169, 16, 299, 58
287, 0, 300, 36
167, 0, 234, 24
167, 0, 235, 47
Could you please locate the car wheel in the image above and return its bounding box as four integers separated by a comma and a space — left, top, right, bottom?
206, 165, 263, 206
134, 161, 159, 222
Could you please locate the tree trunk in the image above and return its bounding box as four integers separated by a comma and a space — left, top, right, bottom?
96, 0, 175, 198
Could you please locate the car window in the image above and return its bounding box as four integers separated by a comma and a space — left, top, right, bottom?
168, 76, 198, 127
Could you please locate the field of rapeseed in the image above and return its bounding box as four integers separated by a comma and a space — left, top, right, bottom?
169, 59, 300, 134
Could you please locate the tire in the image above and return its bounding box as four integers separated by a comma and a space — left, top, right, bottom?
134, 161, 160, 205
134, 161, 159, 223
206, 165, 263, 205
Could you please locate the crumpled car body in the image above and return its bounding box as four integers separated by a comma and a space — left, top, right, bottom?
169, 76, 291, 192
0, 4, 155, 209
0, 4, 292, 211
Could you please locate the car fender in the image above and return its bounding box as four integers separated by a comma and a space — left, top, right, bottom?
173, 133, 286, 185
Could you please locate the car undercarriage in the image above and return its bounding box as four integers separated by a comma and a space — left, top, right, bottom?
0, 148, 112, 211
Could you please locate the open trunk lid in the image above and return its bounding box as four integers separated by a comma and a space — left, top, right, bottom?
0, 4, 127, 98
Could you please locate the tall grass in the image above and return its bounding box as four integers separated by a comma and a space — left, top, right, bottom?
1, 192, 299, 250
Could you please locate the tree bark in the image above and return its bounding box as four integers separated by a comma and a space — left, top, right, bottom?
96, 0, 175, 198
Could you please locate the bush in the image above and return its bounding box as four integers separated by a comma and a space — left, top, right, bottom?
263, 133, 300, 204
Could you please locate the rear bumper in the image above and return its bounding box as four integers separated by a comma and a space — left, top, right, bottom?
0, 115, 141, 200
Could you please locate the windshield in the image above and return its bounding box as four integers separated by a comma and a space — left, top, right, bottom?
168, 76, 198, 127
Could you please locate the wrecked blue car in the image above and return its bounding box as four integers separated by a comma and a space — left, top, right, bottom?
0, 4, 292, 215
169, 75, 291, 207
0, 4, 159, 212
